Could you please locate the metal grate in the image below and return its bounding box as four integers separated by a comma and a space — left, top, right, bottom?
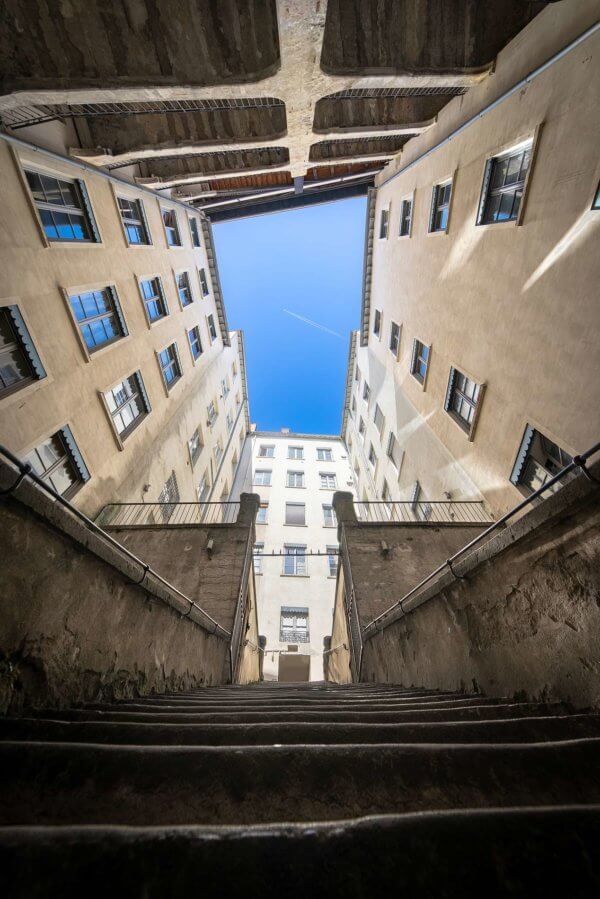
323, 87, 468, 100
109, 146, 289, 171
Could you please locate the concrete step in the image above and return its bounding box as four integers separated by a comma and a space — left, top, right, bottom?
1, 739, 599, 826
23, 701, 573, 725
2, 714, 599, 745
1, 807, 599, 898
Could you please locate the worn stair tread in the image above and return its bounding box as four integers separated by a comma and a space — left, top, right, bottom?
1, 806, 600, 899
2, 714, 600, 745
1, 738, 599, 826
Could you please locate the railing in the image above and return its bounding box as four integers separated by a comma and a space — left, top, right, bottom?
362, 440, 600, 638
355, 500, 491, 524
96, 501, 241, 527
340, 528, 363, 681
0, 444, 230, 641
230, 530, 255, 681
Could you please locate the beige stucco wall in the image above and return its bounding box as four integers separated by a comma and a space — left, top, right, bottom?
0, 139, 247, 516
346, 0, 600, 516
324, 568, 352, 685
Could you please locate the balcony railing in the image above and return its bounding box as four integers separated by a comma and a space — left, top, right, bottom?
354, 500, 491, 524
96, 501, 241, 527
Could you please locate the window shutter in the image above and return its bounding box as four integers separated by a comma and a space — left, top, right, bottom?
107, 286, 128, 337
444, 368, 456, 411
410, 339, 418, 374
510, 424, 535, 485
76, 180, 100, 242
136, 371, 151, 413
138, 200, 152, 245
476, 158, 494, 225
428, 186, 438, 232
61, 425, 90, 482
7, 305, 46, 380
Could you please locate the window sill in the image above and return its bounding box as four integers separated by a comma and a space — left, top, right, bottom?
286, 485, 306, 489
283, 523, 307, 527
280, 574, 310, 579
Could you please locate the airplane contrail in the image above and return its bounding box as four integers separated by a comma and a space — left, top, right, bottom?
282, 308, 344, 339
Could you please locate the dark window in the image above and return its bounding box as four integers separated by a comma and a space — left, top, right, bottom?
189, 217, 201, 247
207, 314, 217, 343
188, 325, 203, 361
411, 339, 430, 384
0, 306, 45, 397
399, 198, 412, 236
25, 170, 97, 242
199, 268, 210, 296
162, 209, 181, 247
478, 142, 532, 225
140, 277, 168, 323
592, 182, 600, 211
379, 207, 389, 239
158, 343, 182, 389
389, 321, 400, 356
373, 309, 382, 337
511, 426, 573, 496
445, 368, 484, 436
69, 287, 126, 352
25, 429, 88, 498
285, 502, 305, 525
429, 181, 452, 232
104, 371, 149, 439
118, 197, 150, 245
158, 471, 180, 522
176, 271, 193, 307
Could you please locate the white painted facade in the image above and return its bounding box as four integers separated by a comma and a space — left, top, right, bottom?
231, 431, 356, 681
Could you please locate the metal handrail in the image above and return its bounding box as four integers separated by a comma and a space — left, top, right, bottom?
355, 499, 490, 524
0, 443, 231, 641
96, 501, 241, 527
340, 527, 363, 680
230, 530, 255, 680
363, 440, 600, 636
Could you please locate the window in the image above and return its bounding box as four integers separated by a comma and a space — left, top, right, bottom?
351, 396, 357, 416
188, 427, 203, 466
158, 471, 180, 522
373, 403, 384, 436
317, 447, 333, 461
510, 426, 573, 497
256, 502, 269, 524
68, 287, 127, 353
189, 216, 201, 247
103, 371, 149, 440
199, 268, 210, 296
221, 376, 230, 398
322, 504, 337, 527
0, 305, 46, 397
478, 141, 532, 225
368, 444, 377, 470
285, 502, 305, 525
358, 417, 366, 441
207, 399, 218, 427
197, 472, 210, 502
25, 170, 98, 243
445, 368, 485, 437
327, 546, 338, 577
25, 428, 89, 499
288, 446, 304, 460
373, 309, 382, 338
118, 197, 150, 245
226, 412, 234, 434
283, 545, 307, 576
235, 392, 241, 411
253, 542, 264, 575
399, 197, 413, 237
139, 277, 168, 323
411, 340, 430, 385
429, 180, 452, 233
162, 208, 181, 246
320, 473, 337, 490
379, 206, 389, 239
387, 432, 402, 471
280, 607, 309, 643
593, 182, 600, 211
287, 470, 305, 488
232, 360, 238, 380
362, 382, 370, 403
354, 366, 360, 383
389, 321, 400, 357
259, 444, 275, 458
176, 271, 193, 307
214, 438, 224, 465
254, 469, 272, 487
158, 342, 182, 390
187, 325, 203, 361
410, 480, 432, 521
207, 314, 217, 343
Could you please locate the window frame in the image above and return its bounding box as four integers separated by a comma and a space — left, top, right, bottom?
188, 215, 202, 248
316, 447, 333, 462
116, 193, 152, 247
188, 427, 204, 467
319, 472, 337, 490
398, 193, 414, 238
510, 425, 573, 497
286, 470, 305, 488
322, 504, 337, 528
61, 282, 129, 361
373, 308, 383, 339
476, 132, 539, 228
156, 341, 183, 394
256, 502, 269, 525
444, 366, 486, 440
258, 444, 275, 458
174, 269, 194, 309
136, 274, 169, 328
428, 175, 455, 234
24, 425, 90, 500
160, 206, 183, 248
389, 321, 401, 359
187, 325, 203, 364
22, 165, 100, 246
379, 204, 390, 240
199, 267, 210, 297
410, 338, 431, 388
386, 432, 403, 474
280, 606, 310, 643
282, 544, 308, 577
254, 469, 273, 487
285, 501, 306, 526
373, 403, 385, 437
288, 445, 304, 460
100, 369, 151, 448
0, 303, 47, 399
206, 314, 218, 344
253, 542, 264, 575
326, 545, 338, 578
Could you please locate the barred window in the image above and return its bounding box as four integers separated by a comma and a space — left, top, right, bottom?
280, 607, 309, 643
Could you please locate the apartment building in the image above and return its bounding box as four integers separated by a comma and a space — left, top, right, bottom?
343, 0, 600, 517
231, 431, 356, 682
0, 133, 250, 516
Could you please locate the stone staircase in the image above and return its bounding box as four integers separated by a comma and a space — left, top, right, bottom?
1, 682, 600, 896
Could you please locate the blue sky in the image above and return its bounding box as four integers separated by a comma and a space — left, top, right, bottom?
213, 196, 366, 435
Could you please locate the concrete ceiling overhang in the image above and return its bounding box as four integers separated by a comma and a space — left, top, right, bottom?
0, 0, 555, 218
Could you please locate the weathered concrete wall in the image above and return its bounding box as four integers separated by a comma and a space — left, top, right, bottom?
345, 522, 486, 626
0, 467, 230, 714
324, 569, 352, 684
361, 469, 600, 708
235, 571, 261, 685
